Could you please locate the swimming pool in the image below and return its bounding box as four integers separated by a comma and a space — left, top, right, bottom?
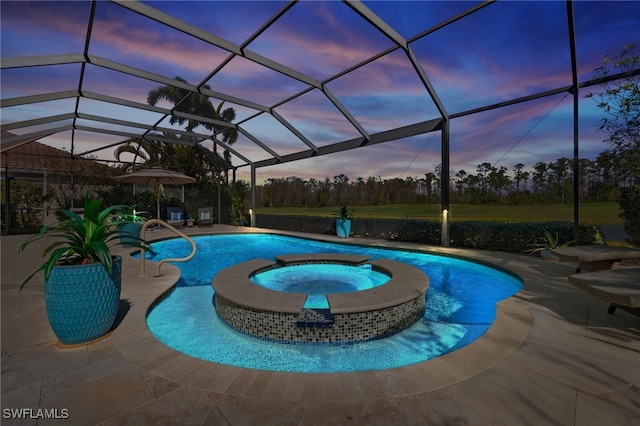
145, 233, 522, 372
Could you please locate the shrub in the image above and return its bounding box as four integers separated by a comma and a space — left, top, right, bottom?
256, 215, 605, 253
619, 187, 640, 246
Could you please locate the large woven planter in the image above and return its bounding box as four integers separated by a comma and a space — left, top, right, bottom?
44, 256, 122, 346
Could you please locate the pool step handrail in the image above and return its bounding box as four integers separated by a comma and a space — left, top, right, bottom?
139, 219, 197, 277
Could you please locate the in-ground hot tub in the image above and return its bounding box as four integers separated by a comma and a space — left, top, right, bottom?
212, 253, 430, 344
250, 260, 391, 309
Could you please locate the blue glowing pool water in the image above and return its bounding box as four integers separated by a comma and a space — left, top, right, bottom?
250, 263, 390, 309
145, 234, 522, 372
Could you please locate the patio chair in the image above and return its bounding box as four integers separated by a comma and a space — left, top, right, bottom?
197, 207, 214, 227
568, 268, 640, 316
550, 245, 640, 273
166, 206, 185, 228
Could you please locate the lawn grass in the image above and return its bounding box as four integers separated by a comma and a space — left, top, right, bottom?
258, 202, 622, 225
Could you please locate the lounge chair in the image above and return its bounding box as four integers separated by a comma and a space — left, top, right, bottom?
550, 245, 640, 273
166, 206, 185, 228
568, 268, 640, 316
197, 207, 214, 227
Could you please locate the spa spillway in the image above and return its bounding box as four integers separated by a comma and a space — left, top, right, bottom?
212, 253, 430, 344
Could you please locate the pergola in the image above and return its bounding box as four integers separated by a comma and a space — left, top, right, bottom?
2, 0, 639, 243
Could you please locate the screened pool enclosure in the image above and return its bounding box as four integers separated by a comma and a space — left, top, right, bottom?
2, 1, 639, 241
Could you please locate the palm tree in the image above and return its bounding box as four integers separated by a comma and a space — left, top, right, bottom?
147, 77, 237, 144
212, 101, 238, 145
115, 134, 229, 183
146, 77, 238, 179
114, 138, 164, 173
210, 101, 238, 181
147, 76, 215, 133
113, 77, 236, 179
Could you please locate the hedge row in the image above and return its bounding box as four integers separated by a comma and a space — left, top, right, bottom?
619, 187, 640, 246
255, 214, 604, 254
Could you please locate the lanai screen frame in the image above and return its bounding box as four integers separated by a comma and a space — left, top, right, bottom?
2, 0, 639, 244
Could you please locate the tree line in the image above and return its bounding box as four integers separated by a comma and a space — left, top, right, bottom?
256, 150, 635, 208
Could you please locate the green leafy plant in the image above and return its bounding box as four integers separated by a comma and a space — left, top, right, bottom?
117, 205, 147, 223
19, 192, 152, 290
333, 203, 354, 221
524, 229, 575, 255
619, 186, 640, 246
4, 180, 45, 229
228, 192, 247, 226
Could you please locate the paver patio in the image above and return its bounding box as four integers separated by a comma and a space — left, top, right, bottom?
2, 225, 638, 425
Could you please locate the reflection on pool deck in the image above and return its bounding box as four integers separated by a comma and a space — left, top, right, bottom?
2, 225, 639, 425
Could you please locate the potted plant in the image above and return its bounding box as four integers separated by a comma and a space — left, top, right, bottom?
19, 192, 152, 347
117, 205, 147, 245
333, 203, 354, 238
524, 229, 575, 261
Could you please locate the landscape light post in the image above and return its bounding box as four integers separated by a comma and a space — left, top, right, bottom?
441, 119, 450, 247
250, 165, 256, 227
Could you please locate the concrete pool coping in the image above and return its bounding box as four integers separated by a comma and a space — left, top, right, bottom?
214, 258, 307, 313
2, 225, 639, 425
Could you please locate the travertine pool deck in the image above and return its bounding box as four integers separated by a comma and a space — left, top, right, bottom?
2, 225, 639, 425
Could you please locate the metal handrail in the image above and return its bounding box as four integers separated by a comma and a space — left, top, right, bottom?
139, 219, 197, 277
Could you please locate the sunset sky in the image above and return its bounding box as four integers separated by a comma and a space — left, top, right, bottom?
2, 1, 639, 184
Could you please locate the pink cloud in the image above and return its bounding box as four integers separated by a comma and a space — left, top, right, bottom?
89, 19, 228, 77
